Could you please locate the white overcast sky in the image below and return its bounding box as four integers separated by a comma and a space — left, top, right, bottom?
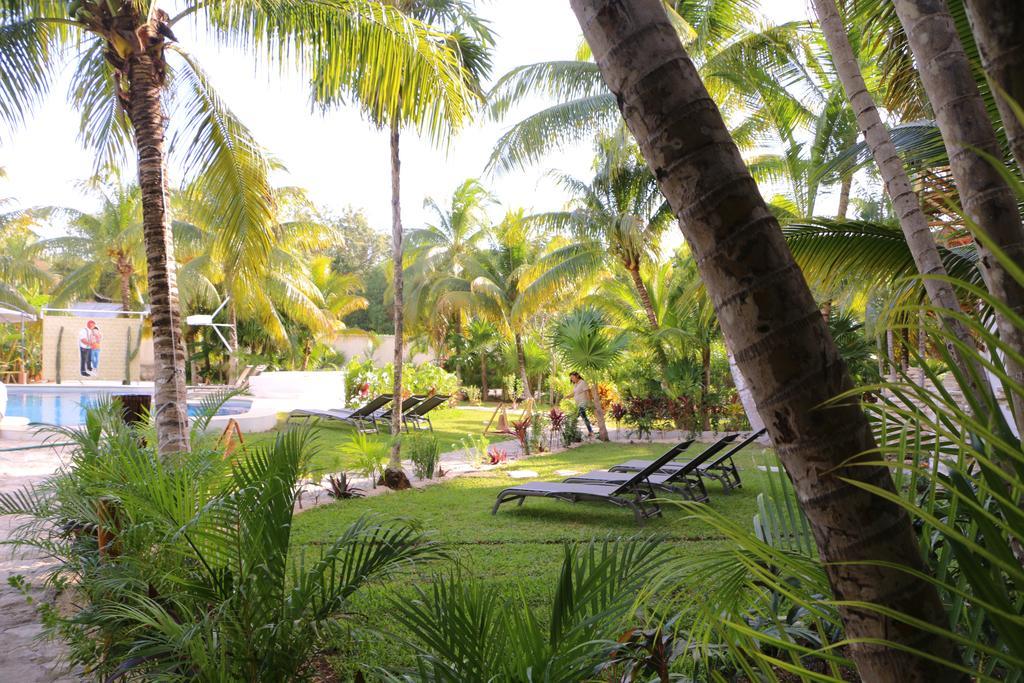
0, 0, 810, 238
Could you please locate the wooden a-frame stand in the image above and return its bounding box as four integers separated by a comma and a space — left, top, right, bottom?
483, 398, 534, 435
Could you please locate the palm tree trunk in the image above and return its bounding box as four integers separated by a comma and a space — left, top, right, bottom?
569, 1, 961, 679
515, 332, 532, 400
117, 255, 133, 312
700, 343, 711, 431
226, 297, 239, 383
963, 0, 1024, 174
126, 51, 189, 457
627, 264, 659, 328
813, 0, 994, 417
588, 382, 609, 441
480, 354, 488, 401
836, 174, 852, 219
893, 0, 1024, 436
386, 117, 411, 489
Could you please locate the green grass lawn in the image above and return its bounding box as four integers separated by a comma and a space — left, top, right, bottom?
287, 434, 776, 677
244, 406, 516, 475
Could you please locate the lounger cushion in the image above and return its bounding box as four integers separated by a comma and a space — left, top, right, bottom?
500, 482, 632, 498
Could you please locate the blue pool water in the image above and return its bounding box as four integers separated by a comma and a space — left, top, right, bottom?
4, 389, 251, 426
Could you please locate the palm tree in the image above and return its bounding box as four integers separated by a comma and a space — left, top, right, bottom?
405, 178, 491, 347
526, 137, 673, 330
467, 210, 544, 401
569, 0, 960, 677
463, 317, 499, 400
892, 0, 1024, 434
0, 0, 474, 456
41, 183, 145, 311
309, 0, 492, 486
549, 307, 626, 441
0, 191, 50, 312
810, 0, 995, 421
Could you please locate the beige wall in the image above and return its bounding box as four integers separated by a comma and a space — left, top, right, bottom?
42, 316, 144, 383
333, 334, 434, 367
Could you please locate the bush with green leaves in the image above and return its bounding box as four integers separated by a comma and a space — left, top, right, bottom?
460, 384, 482, 405
404, 432, 441, 480
342, 431, 390, 487
346, 358, 459, 406
0, 401, 443, 681
560, 413, 583, 447
383, 537, 668, 681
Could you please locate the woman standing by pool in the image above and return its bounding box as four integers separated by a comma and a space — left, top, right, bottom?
89, 324, 102, 373
78, 320, 96, 376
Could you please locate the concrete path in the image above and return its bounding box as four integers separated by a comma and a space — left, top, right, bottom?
0, 441, 78, 681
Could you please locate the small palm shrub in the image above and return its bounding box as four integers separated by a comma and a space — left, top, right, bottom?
384, 537, 668, 681
405, 432, 441, 479
325, 472, 364, 499
342, 431, 390, 487
0, 402, 443, 681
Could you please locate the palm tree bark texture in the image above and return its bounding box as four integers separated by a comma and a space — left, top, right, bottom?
387, 118, 412, 489
811, 0, 993, 413
962, 0, 1024, 177
893, 0, 1024, 437
125, 41, 190, 456
568, 1, 963, 680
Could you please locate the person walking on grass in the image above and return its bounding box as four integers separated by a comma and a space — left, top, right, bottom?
570, 371, 594, 438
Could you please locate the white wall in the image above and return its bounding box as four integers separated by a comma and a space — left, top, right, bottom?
333, 334, 434, 367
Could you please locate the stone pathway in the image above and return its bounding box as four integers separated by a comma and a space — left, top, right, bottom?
0, 441, 78, 682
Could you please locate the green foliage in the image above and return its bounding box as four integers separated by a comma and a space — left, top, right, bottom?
502, 373, 522, 402
0, 400, 443, 680
561, 412, 583, 447
549, 306, 628, 377
342, 431, 390, 487
460, 384, 481, 405
405, 432, 441, 480
459, 433, 490, 468
384, 537, 668, 681
345, 358, 458, 406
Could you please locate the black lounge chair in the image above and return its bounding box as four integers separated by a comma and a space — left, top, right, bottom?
609, 433, 741, 474
560, 438, 731, 502
402, 394, 449, 432
491, 447, 684, 523
609, 430, 766, 493
377, 395, 425, 432
696, 429, 767, 492
287, 394, 393, 432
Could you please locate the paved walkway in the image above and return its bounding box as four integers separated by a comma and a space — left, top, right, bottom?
0, 441, 78, 682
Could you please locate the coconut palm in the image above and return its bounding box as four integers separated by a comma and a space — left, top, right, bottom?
569, 0, 960, 675
0, 203, 50, 312
462, 317, 499, 400
0, 0, 475, 456
525, 137, 673, 330
549, 306, 627, 441
40, 183, 145, 311
308, 0, 492, 484
405, 178, 492, 347
486, 2, 803, 174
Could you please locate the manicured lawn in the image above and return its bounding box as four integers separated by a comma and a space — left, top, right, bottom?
243, 406, 517, 475
288, 436, 776, 677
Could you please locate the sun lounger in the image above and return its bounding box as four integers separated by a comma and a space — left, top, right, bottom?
560, 439, 728, 502
189, 364, 266, 396
377, 395, 425, 432
609, 430, 765, 492
609, 433, 741, 474
402, 394, 449, 432
491, 447, 685, 523
287, 394, 393, 432
695, 429, 767, 491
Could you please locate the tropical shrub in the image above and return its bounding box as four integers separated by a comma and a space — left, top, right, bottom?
405, 432, 441, 480
561, 413, 583, 447
461, 384, 482, 405
342, 431, 389, 487
624, 395, 660, 441
385, 538, 668, 681
502, 373, 523, 403
345, 359, 459, 406
459, 434, 490, 468
0, 402, 443, 681
325, 472, 364, 499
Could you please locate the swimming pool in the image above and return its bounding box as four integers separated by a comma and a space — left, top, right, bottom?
4, 388, 252, 426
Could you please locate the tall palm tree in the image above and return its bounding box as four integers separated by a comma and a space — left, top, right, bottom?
892, 0, 1024, 434
549, 306, 627, 441
310, 0, 492, 485
41, 183, 145, 311
462, 317, 499, 400
0, 182, 50, 312
405, 177, 491, 346
526, 137, 673, 329
569, 0, 960, 678
810, 0, 994, 411
0, 0, 468, 456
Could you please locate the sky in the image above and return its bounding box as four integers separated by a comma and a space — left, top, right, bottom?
0, 0, 811, 238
